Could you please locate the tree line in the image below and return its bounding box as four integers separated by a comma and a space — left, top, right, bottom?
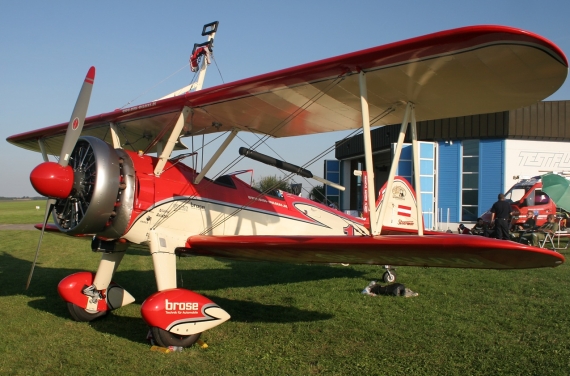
253, 175, 325, 203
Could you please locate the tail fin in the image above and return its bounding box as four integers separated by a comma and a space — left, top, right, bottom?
374, 177, 423, 233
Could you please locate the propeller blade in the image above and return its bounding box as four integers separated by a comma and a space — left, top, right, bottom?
59, 66, 96, 167
26, 199, 55, 290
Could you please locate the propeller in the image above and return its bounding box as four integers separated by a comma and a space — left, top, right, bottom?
59, 66, 95, 168
26, 67, 95, 289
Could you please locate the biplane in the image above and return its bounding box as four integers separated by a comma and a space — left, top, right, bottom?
6, 22, 568, 348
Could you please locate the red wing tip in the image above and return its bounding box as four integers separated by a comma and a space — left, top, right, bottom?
85, 66, 96, 82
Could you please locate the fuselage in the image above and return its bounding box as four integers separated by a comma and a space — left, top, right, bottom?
121, 150, 370, 247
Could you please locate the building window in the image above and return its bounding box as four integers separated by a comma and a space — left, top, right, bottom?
355, 161, 362, 213
461, 140, 479, 221
324, 160, 340, 209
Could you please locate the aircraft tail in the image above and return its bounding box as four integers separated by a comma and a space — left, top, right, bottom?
374, 177, 423, 233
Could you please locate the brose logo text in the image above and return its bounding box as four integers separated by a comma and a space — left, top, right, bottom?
165, 299, 199, 311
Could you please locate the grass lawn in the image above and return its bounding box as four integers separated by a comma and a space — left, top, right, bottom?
0, 200, 46, 224
1, 200, 569, 375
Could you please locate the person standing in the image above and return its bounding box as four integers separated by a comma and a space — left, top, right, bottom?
490, 193, 513, 240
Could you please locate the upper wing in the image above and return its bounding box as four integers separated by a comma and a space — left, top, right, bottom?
7, 25, 567, 155
185, 233, 564, 269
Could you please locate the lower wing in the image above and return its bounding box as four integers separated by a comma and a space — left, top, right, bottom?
184, 233, 564, 269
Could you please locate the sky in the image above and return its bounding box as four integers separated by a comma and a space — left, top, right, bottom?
1, 0, 570, 197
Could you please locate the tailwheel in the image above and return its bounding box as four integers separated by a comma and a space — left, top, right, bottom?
382, 265, 397, 283
67, 302, 108, 322
150, 326, 201, 348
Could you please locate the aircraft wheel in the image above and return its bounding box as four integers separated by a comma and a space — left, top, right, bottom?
67, 302, 108, 322
150, 326, 202, 348
382, 270, 396, 284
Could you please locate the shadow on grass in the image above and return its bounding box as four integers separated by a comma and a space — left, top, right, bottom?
27, 298, 151, 344
28, 295, 333, 345
3, 251, 346, 344
177, 259, 365, 290
1, 252, 364, 298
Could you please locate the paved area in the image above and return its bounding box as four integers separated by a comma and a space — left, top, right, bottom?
0, 224, 37, 231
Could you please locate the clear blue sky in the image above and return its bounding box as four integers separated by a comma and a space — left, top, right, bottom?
2, 0, 570, 197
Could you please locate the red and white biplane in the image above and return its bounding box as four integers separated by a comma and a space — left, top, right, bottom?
7, 22, 568, 348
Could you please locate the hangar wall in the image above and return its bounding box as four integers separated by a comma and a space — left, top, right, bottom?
331, 101, 570, 229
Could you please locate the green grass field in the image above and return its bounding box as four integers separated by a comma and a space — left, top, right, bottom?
0, 200, 47, 224
1, 200, 569, 375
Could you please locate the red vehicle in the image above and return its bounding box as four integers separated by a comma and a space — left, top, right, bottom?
482, 176, 562, 228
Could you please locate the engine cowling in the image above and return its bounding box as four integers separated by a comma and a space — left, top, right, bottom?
52, 136, 135, 237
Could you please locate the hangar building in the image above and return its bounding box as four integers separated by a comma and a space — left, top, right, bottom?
326, 100, 570, 230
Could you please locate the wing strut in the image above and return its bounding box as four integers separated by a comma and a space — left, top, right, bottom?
359, 71, 378, 235
375, 102, 409, 235
194, 128, 238, 184
38, 139, 48, 161
409, 107, 424, 235
371, 102, 424, 236
109, 122, 122, 149
154, 106, 191, 176
358, 70, 423, 235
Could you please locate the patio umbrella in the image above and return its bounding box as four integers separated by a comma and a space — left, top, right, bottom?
541, 173, 570, 211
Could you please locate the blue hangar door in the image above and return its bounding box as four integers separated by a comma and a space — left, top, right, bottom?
392, 142, 436, 230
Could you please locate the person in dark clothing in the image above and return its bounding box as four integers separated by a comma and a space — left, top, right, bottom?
490, 193, 513, 240
471, 218, 489, 236
458, 224, 471, 234
514, 212, 537, 244
517, 211, 536, 231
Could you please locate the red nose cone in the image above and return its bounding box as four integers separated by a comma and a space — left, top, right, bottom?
30, 162, 74, 199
